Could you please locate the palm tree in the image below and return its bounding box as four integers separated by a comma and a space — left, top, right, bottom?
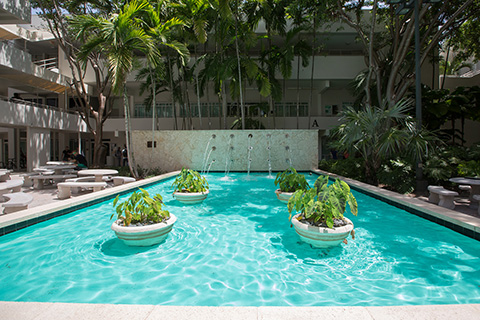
170, 0, 212, 129
72, 0, 161, 178
330, 99, 436, 185
245, 0, 287, 129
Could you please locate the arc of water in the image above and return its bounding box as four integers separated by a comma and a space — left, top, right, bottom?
266, 134, 272, 177
201, 136, 214, 173
202, 148, 215, 174
224, 135, 234, 177
247, 134, 253, 176
206, 159, 216, 175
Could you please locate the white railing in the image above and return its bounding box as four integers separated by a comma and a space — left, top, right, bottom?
33, 57, 58, 70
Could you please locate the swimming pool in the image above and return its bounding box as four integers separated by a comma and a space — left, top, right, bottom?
0, 172, 479, 306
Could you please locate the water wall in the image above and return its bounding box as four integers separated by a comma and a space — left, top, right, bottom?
132, 130, 318, 172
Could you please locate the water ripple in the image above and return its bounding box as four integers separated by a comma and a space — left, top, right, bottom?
0, 172, 479, 306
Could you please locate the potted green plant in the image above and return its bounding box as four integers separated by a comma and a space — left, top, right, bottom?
274, 167, 310, 203
287, 175, 358, 248
172, 168, 209, 204
111, 188, 176, 247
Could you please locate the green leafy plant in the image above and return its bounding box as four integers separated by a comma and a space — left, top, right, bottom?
172, 168, 209, 193
458, 160, 480, 178
274, 167, 310, 193
112, 188, 170, 226
377, 158, 415, 194
318, 158, 366, 182
287, 176, 358, 228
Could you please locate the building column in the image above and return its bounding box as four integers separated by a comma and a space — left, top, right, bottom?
7, 128, 15, 165
27, 128, 51, 171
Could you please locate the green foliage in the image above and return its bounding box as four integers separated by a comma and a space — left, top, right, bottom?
330, 99, 438, 185
137, 167, 166, 179
172, 168, 209, 193
230, 104, 268, 130
377, 158, 415, 194
111, 188, 170, 226
318, 158, 366, 182
274, 167, 310, 193
423, 150, 460, 183
423, 143, 480, 184
287, 176, 358, 228
458, 160, 480, 178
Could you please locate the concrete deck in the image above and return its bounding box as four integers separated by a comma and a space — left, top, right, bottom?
1, 302, 480, 319
1, 172, 480, 319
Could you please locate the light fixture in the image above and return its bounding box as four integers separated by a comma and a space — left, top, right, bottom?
395, 0, 414, 15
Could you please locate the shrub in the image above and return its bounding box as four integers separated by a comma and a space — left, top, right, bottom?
377, 158, 415, 194
318, 158, 366, 182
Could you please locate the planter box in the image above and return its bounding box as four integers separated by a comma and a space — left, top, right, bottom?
275, 189, 294, 204
291, 214, 354, 248
173, 190, 209, 204
111, 214, 177, 247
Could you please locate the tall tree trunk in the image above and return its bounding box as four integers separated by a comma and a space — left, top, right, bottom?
309, 19, 317, 129
195, 45, 203, 129
222, 83, 227, 129
167, 54, 178, 130
151, 67, 156, 171
234, 0, 245, 129
441, 45, 450, 90
365, 0, 378, 107
123, 84, 139, 178
296, 56, 300, 129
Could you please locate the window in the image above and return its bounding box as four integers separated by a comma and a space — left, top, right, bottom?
275, 102, 308, 117
134, 104, 173, 118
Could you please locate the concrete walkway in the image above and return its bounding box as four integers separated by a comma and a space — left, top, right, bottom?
1, 302, 480, 320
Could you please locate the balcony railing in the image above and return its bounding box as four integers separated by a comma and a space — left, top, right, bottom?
33, 57, 58, 71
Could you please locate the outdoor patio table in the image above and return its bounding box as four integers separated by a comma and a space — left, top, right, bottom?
77, 169, 119, 182
46, 161, 73, 166
35, 164, 77, 175
449, 177, 480, 202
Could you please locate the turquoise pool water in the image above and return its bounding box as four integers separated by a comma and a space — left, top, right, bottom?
1, 172, 479, 306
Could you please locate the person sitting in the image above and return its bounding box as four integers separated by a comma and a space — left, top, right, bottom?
62, 146, 72, 162
70, 151, 88, 169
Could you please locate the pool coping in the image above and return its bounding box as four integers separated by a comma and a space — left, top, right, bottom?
1, 302, 480, 319
1, 170, 480, 318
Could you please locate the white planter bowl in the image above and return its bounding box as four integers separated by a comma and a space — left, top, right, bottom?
291, 214, 354, 248
111, 214, 177, 247
173, 190, 209, 204
275, 189, 294, 204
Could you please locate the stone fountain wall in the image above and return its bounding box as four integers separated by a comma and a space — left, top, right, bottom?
132, 130, 318, 172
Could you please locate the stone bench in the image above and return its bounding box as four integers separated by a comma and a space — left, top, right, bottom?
427, 185, 445, 204
2, 192, 33, 214
57, 181, 107, 199
428, 186, 458, 210
473, 195, 480, 214
21, 172, 43, 188
113, 176, 136, 186
0, 179, 24, 200
31, 174, 77, 189
0, 171, 10, 182
65, 176, 98, 193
